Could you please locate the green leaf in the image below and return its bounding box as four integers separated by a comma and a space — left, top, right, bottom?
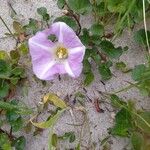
59, 132, 76, 143
75, 143, 80, 150
0, 100, 32, 115
10, 78, 19, 85
95, 2, 106, 16
134, 29, 150, 47
0, 50, 9, 61
51, 134, 58, 147
84, 71, 94, 86
111, 108, 133, 136
43, 14, 50, 21
10, 50, 20, 62
0, 133, 11, 150
13, 136, 26, 150
0, 100, 18, 111
48, 34, 57, 42
24, 18, 39, 35
131, 132, 144, 150
37, 7, 47, 16
90, 35, 102, 45
69, 132, 76, 143
57, 0, 65, 9
54, 16, 78, 31
0, 59, 11, 77
90, 23, 104, 36
43, 93, 67, 109
18, 43, 29, 55
83, 55, 94, 72
6, 100, 23, 132
0, 82, 9, 98
98, 63, 112, 80
67, 0, 91, 14
135, 111, 150, 134
96, 0, 103, 5
100, 40, 123, 59
11, 67, 25, 76
30, 109, 65, 129
110, 94, 127, 108
80, 28, 90, 46
7, 114, 23, 132
107, 0, 130, 13
75, 92, 85, 105
115, 61, 131, 73
37, 7, 50, 22
131, 64, 146, 81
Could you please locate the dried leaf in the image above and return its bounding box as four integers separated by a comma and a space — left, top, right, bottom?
30, 109, 65, 129
43, 93, 67, 109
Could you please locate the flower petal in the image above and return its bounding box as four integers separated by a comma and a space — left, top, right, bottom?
49, 22, 84, 49
68, 46, 85, 63
64, 61, 83, 78
29, 22, 85, 80
29, 31, 55, 49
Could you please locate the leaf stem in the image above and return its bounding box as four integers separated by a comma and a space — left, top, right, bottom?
142, 0, 150, 53
0, 16, 17, 41
113, 82, 139, 94
7, 2, 17, 15
64, 0, 81, 35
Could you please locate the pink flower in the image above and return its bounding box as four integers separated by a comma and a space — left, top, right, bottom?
28, 22, 85, 80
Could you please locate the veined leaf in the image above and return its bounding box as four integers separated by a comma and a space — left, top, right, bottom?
0, 100, 32, 115
110, 94, 127, 108
135, 111, 150, 134
131, 64, 146, 81
131, 132, 144, 150
111, 108, 133, 136
54, 16, 78, 31
0, 50, 9, 61
43, 93, 67, 109
13, 136, 26, 150
100, 40, 123, 59
0, 101, 18, 111
90, 23, 104, 36
57, 0, 65, 9
0, 133, 11, 150
67, 0, 91, 14
98, 63, 112, 80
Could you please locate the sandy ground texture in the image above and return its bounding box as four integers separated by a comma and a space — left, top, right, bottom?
0, 0, 150, 150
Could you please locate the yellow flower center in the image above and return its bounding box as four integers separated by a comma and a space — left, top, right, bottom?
56, 47, 68, 59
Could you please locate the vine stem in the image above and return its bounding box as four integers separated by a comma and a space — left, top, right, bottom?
142, 0, 150, 54
0, 16, 17, 41
64, 0, 81, 35
112, 82, 139, 94
0, 128, 16, 141
7, 2, 17, 15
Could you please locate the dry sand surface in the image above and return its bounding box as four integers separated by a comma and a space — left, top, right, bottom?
0, 0, 150, 150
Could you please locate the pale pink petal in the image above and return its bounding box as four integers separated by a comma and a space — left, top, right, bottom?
49, 22, 84, 49
29, 22, 85, 80
64, 61, 83, 78
32, 57, 56, 80
68, 46, 85, 63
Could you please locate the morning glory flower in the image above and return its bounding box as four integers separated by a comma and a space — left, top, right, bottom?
28, 22, 85, 80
